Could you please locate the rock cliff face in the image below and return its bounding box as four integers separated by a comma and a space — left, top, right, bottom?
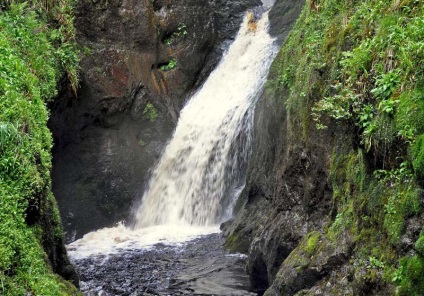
225, 0, 424, 295
223, 0, 313, 290
49, 0, 260, 241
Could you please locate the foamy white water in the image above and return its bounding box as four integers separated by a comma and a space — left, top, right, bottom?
67, 8, 277, 259
67, 223, 220, 259
133, 10, 277, 228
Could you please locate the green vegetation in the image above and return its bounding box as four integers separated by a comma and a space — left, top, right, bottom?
304, 231, 321, 255
269, 0, 424, 294
159, 58, 177, 71
415, 233, 424, 256
143, 102, 158, 122
412, 134, 424, 181
0, 0, 80, 294
164, 23, 188, 46
392, 255, 424, 296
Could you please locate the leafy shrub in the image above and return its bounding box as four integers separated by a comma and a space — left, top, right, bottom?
371, 71, 400, 101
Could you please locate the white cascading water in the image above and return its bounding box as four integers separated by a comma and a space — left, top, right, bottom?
67, 6, 277, 259
133, 10, 276, 228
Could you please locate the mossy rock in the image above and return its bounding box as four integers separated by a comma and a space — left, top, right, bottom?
415, 233, 424, 257
412, 134, 424, 182
224, 231, 251, 254
264, 232, 352, 295
305, 231, 321, 255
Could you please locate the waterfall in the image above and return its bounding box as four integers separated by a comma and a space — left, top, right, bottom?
67, 7, 277, 259
133, 10, 277, 229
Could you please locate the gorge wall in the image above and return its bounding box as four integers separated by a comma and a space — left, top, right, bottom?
0, 2, 80, 293
225, 0, 424, 295
49, 0, 260, 241
28, 0, 424, 294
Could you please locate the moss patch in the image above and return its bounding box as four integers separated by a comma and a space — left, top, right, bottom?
412, 134, 424, 182
0, 1, 80, 294
305, 231, 321, 256
224, 231, 251, 254
143, 102, 159, 122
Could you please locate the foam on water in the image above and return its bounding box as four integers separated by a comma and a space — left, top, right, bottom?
67, 223, 220, 259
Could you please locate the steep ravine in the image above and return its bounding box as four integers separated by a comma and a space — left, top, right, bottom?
48, 0, 260, 241
225, 0, 424, 295
66, 4, 278, 295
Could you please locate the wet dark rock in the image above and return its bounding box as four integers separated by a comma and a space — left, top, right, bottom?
49, 0, 260, 241
268, 0, 304, 39
223, 70, 344, 293
72, 234, 256, 295
220, 1, 362, 294
399, 215, 424, 252
263, 233, 353, 296
37, 194, 80, 286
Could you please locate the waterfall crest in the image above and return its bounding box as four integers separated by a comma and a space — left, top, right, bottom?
133, 10, 277, 229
